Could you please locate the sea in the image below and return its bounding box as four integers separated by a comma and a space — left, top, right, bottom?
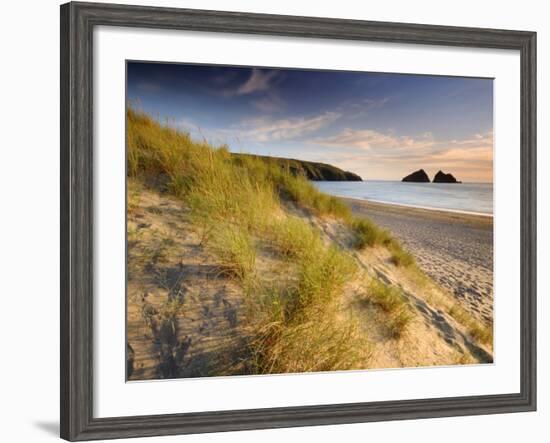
313, 181, 493, 216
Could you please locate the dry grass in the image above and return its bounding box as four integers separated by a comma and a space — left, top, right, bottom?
207, 224, 257, 284
366, 278, 414, 338
249, 306, 370, 374
388, 245, 415, 267
351, 218, 392, 248
268, 216, 320, 259
350, 217, 415, 268
127, 107, 375, 374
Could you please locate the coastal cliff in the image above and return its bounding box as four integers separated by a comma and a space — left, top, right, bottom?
233, 153, 362, 181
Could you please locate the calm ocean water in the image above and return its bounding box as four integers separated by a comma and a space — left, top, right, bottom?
313, 181, 493, 215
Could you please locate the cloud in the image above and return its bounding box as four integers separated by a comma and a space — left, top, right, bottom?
235, 112, 341, 142
251, 93, 285, 113
179, 111, 341, 147
236, 69, 279, 95
346, 97, 390, 110
310, 128, 493, 182
217, 68, 281, 98
333, 97, 390, 119
313, 128, 435, 151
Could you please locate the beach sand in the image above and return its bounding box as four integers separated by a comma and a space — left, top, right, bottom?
343, 198, 493, 324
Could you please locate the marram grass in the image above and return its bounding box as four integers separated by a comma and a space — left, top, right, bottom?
127, 107, 418, 373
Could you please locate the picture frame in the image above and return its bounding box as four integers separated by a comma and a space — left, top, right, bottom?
60, 1, 536, 441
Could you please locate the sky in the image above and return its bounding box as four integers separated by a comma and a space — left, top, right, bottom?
127, 62, 493, 182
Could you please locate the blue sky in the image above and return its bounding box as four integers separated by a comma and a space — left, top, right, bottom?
127, 62, 493, 182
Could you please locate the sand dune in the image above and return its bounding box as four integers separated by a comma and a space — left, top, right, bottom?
127, 186, 493, 380
343, 198, 493, 325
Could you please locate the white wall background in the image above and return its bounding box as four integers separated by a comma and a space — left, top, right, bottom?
0, 1, 546, 442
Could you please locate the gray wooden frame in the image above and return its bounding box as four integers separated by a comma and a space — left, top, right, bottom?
60, 1, 537, 441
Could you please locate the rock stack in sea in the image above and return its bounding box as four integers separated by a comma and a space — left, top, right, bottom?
402, 169, 430, 182
433, 170, 461, 183
401, 169, 461, 183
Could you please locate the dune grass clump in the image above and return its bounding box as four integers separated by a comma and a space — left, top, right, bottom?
274, 171, 352, 219
388, 244, 415, 267
296, 245, 357, 311
350, 217, 415, 268
127, 107, 198, 187
128, 108, 278, 235
351, 217, 392, 248
248, 251, 366, 375
186, 159, 277, 238
309, 191, 351, 219
269, 216, 320, 259
207, 224, 257, 284
247, 218, 362, 374
367, 278, 413, 338
249, 310, 369, 374
263, 216, 357, 322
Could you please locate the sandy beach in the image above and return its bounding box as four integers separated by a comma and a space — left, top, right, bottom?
343, 198, 493, 324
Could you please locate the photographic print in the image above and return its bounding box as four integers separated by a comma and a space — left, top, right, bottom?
126, 61, 494, 381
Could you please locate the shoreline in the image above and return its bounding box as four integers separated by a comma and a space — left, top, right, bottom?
328, 194, 492, 219
341, 197, 493, 227
346, 196, 492, 218
342, 196, 494, 324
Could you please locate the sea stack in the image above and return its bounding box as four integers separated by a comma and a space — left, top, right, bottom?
433, 170, 461, 183
402, 169, 430, 183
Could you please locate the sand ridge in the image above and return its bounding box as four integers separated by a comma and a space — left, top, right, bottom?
127, 186, 493, 380
343, 198, 493, 325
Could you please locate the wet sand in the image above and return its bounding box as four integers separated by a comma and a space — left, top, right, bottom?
343, 198, 493, 324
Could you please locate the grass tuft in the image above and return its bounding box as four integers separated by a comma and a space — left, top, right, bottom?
350, 217, 415, 268
296, 245, 357, 312
388, 245, 415, 267
249, 310, 370, 374
207, 224, 256, 284
351, 218, 392, 248
269, 216, 320, 259
366, 278, 413, 338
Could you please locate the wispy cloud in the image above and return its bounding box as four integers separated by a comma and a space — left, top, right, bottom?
251, 93, 285, 113
329, 96, 391, 121
235, 112, 340, 142
237, 69, 279, 95
337, 97, 390, 112
310, 129, 493, 181
217, 68, 282, 99
312, 128, 435, 151
174, 111, 341, 147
